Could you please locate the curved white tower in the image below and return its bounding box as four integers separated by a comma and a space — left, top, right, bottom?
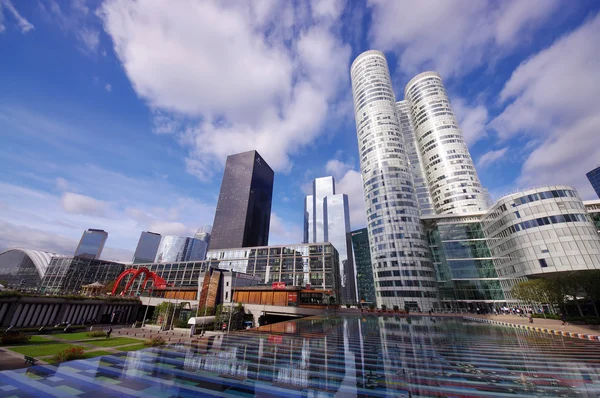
405, 72, 488, 214
351, 50, 438, 310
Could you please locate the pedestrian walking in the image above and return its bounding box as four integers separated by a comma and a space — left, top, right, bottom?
560, 313, 567, 326
106, 326, 113, 339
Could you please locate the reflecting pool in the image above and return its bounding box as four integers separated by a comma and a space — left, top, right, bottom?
1, 315, 600, 397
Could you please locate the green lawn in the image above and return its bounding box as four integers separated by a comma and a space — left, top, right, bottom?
116, 343, 148, 352
51, 332, 102, 341
29, 335, 53, 343
9, 343, 85, 357
85, 337, 142, 348
47, 350, 115, 365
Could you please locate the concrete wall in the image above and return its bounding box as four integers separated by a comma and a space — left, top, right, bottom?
0, 296, 140, 327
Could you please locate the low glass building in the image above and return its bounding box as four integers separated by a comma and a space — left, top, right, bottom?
0, 248, 64, 290
40, 257, 125, 294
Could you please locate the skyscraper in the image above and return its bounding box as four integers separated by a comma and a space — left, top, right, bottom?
303, 176, 357, 304
194, 226, 212, 247
351, 50, 438, 310
132, 231, 161, 264
155, 236, 207, 263
350, 228, 376, 305
404, 72, 487, 214
210, 150, 274, 251
587, 166, 600, 198
74, 229, 107, 259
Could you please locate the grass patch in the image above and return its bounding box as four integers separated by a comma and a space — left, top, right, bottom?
85, 337, 142, 348
116, 343, 147, 352
47, 350, 114, 365
51, 332, 97, 341
8, 343, 85, 357
28, 336, 53, 343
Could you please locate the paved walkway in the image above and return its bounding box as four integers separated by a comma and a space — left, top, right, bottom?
465, 314, 600, 342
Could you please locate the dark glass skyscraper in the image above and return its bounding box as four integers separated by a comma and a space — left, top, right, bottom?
132, 231, 161, 264
350, 228, 376, 304
74, 229, 107, 259
587, 166, 600, 199
210, 150, 274, 251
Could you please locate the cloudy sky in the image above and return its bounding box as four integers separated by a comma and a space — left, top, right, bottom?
1, 0, 599, 262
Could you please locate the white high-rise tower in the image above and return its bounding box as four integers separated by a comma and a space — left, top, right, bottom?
350, 50, 438, 310
404, 72, 487, 214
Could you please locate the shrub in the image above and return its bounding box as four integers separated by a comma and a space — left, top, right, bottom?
393, 305, 400, 312
381, 305, 387, 311
87, 330, 107, 338
54, 347, 85, 363
1, 333, 31, 345
144, 336, 166, 347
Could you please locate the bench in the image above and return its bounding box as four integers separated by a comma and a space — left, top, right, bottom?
24, 356, 37, 366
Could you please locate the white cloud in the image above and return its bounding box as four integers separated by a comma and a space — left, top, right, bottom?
490, 13, 600, 199
40, 0, 100, 54
104, 83, 112, 92
452, 98, 489, 146
0, 0, 34, 33
477, 147, 508, 169
55, 177, 69, 191
61, 192, 108, 217
335, 169, 366, 230
269, 212, 302, 245
99, 0, 351, 178
147, 221, 188, 237
368, 0, 559, 78
325, 159, 352, 181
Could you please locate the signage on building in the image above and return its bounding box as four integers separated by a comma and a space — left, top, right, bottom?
272, 282, 286, 290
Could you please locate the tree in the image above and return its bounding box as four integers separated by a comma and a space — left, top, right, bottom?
577, 270, 600, 317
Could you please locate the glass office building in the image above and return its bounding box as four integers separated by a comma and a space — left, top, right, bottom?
155, 236, 207, 263
304, 177, 356, 304
586, 166, 600, 199
350, 228, 376, 304
40, 257, 125, 294
132, 231, 162, 264
74, 229, 108, 259
584, 200, 600, 234
210, 150, 274, 251
0, 248, 63, 289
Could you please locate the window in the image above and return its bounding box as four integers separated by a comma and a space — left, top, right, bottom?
539, 259, 548, 268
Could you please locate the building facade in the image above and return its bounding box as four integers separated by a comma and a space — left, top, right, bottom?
350, 228, 376, 304
155, 236, 207, 263
209, 150, 274, 251
303, 177, 357, 304
40, 257, 125, 294
404, 72, 487, 215
481, 186, 600, 299
74, 229, 108, 259
194, 226, 212, 247
0, 248, 65, 289
132, 231, 162, 264
351, 50, 439, 309
586, 166, 600, 199
584, 200, 600, 234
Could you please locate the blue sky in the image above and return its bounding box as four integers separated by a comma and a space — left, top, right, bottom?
1, 0, 599, 262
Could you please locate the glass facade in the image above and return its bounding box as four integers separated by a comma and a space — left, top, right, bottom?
424, 215, 505, 310
312, 177, 335, 242
0, 249, 59, 289
74, 229, 108, 259
351, 50, 438, 309
303, 195, 313, 243
155, 236, 207, 263
586, 165, 600, 198
132, 231, 161, 264
40, 257, 125, 294
350, 228, 376, 304
210, 150, 274, 251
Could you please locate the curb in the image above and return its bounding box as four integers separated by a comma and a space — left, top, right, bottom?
463, 316, 600, 343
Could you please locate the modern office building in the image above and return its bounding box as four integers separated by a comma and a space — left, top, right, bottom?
210, 150, 274, 251
586, 166, 600, 198
303, 195, 314, 243
396, 100, 433, 216
0, 248, 65, 289
155, 236, 207, 263
481, 186, 600, 299
303, 177, 357, 304
74, 229, 108, 259
404, 72, 488, 214
194, 226, 212, 247
351, 50, 439, 309
40, 257, 126, 294
132, 231, 162, 264
584, 200, 600, 234
350, 228, 376, 305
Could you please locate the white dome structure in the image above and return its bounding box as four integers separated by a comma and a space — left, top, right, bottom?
0, 248, 66, 288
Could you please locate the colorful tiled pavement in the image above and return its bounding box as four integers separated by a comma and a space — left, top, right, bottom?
1, 315, 599, 397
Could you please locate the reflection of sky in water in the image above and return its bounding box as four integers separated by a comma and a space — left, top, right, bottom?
1, 315, 599, 397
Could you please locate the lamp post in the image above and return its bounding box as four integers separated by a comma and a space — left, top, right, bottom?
227, 271, 238, 333
200, 266, 212, 336
141, 287, 153, 328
